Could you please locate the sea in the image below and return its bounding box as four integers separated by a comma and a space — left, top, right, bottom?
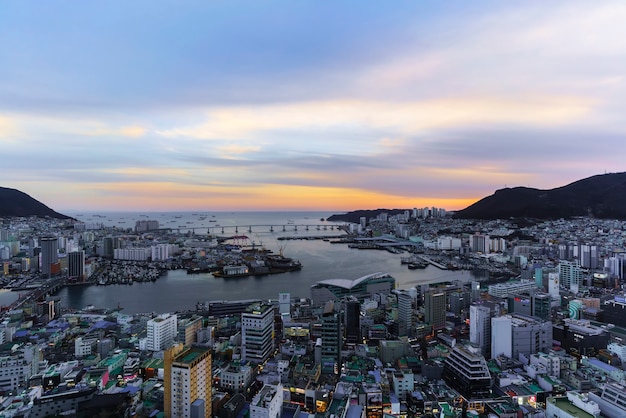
37, 211, 486, 314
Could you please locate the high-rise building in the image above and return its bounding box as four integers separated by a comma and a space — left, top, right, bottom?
67, 251, 85, 281
443, 345, 492, 399
579, 244, 598, 270
320, 301, 342, 375
470, 303, 497, 357
470, 234, 490, 254
424, 290, 446, 331
558, 260, 583, 291
146, 313, 178, 352
396, 290, 414, 337
491, 314, 552, 360
164, 344, 212, 418
40, 236, 58, 277
241, 303, 275, 364
345, 299, 361, 344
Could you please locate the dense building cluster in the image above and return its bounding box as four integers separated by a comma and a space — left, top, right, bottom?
2, 212, 626, 417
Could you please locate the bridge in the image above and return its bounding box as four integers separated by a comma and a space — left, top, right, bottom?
2, 276, 67, 312
163, 224, 344, 234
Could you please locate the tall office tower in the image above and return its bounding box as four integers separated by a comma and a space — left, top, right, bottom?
164, 344, 212, 418
442, 345, 491, 399
146, 313, 178, 351
470, 303, 496, 357
396, 290, 414, 337
320, 301, 342, 375
67, 251, 85, 280
40, 236, 58, 277
424, 290, 446, 331
177, 315, 203, 347
548, 273, 560, 298
491, 314, 552, 360
345, 299, 361, 344
558, 260, 583, 291
470, 234, 490, 254
241, 303, 275, 364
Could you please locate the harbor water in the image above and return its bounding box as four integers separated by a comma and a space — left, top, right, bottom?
52, 211, 484, 314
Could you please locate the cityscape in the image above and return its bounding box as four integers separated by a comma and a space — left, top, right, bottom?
2, 207, 626, 418
3, 1, 626, 418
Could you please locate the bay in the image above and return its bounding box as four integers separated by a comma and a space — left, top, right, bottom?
56, 211, 483, 314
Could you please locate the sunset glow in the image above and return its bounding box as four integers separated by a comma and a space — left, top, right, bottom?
1, 1, 625, 212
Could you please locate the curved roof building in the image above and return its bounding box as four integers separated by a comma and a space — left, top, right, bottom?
310, 272, 396, 306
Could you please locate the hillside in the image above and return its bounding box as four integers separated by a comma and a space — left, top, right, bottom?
0, 187, 73, 219
454, 172, 626, 220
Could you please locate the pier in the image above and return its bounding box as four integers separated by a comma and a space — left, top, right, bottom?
415, 255, 448, 269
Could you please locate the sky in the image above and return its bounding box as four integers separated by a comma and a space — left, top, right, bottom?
1, 1, 625, 212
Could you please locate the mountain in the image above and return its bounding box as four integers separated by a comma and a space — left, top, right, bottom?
0, 187, 72, 219
454, 172, 626, 220
327, 208, 409, 224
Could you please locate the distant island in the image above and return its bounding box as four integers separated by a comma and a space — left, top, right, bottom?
327, 209, 410, 224
0, 187, 72, 219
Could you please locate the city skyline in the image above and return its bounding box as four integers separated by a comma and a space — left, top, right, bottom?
1, 1, 625, 211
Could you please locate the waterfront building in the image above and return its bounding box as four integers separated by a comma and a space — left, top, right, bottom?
151, 243, 173, 261
310, 273, 395, 306
146, 313, 178, 352
102, 236, 119, 259
442, 344, 492, 399
135, 219, 159, 232
164, 344, 212, 418
469, 233, 490, 254
424, 290, 446, 331
241, 302, 275, 364
40, 236, 58, 276
67, 250, 85, 281
491, 314, 552, 360
114, 247, 151, 261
